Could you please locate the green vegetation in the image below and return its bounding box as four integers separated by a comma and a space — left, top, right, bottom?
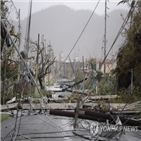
68, 93, 83, 103
30, 89, 49, 98
114, 1, 141, 91
1, 54, 18, 82
1, 113, 9, 122
1, 86, 16, 105
112, 87, 141, 103
47, 79, 56, 86
87, 57, 96, 70
111, 0, 141, 102
74, 69, 116, 95
20, 51, 26, 59
1, 1, 19, 104
30, 93, 40, 98
96, 74, 116, 95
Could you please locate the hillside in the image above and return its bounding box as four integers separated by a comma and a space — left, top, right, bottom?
14, 5, 127, 60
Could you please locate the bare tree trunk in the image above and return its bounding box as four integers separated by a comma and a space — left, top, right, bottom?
38, 77, 43, 89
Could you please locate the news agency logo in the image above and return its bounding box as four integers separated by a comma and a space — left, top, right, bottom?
90, 122, 138, 136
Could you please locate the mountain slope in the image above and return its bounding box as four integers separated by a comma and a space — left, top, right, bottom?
16, 5, 127, 60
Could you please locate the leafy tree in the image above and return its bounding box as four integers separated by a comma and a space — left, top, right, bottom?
96, 74, 115, 95
114, 0, 141, 92
1, 0, 19, 52
1, 0, 20, 104
95, 71, 103, 82
87, 57, 96, 70
0, 0, 8, 59
74, 70, 84, 89
1, 0, 20, 62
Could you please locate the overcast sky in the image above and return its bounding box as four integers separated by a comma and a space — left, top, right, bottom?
11, 0, 129, 21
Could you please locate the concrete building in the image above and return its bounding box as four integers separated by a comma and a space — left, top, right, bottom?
96, 59, 116, 73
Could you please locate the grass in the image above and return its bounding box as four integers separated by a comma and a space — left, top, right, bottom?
1, 113, 9, 122
31, 93, 40, 98
30, 89, 49, 98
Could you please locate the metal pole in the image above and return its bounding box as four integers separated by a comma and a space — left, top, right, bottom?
44, 39, 46, 55
25, 0, 32, 59
83, 23, 85, 67
104, 0, 107, 74
3, 46, 7, 104
18, 9, 21, 81
48, 43, 50, 85
82, 56, 84, 72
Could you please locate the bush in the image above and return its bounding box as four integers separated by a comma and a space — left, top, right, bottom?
115, 87, 141, 103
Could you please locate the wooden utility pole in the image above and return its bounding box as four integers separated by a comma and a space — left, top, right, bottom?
44, 39, 46, 55
35, 34, 40, 94
18, 9, 21, 81
104, 0, 107, 74
3, 45, 7, 104
74, 94, 81, 128
131, 68, 133, 94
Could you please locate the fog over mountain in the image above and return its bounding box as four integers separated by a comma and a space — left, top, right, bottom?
15, 5, 127, 60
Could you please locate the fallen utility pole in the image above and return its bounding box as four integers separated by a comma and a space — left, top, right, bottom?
50, 109, 106, 122
62, 78, 88, 93
63, 77, 87, 89
50, 109, 141, 127
72, 77, 87, 87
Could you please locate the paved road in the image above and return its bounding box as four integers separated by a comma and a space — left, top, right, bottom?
1, 114, 87, 141
1, 113, 141, 141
